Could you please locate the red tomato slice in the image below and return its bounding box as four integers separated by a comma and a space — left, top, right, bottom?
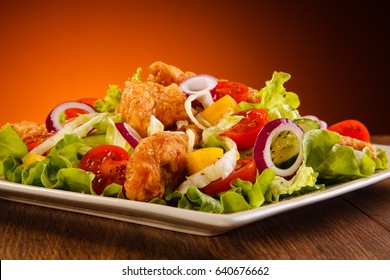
212, 80, 249, 103
328, 119, 370, 142
222, 108, 269, 150
64, 108, 90, 120
201, 157, 257, 195
23, 133, 54, 152
78, 145, 130, 195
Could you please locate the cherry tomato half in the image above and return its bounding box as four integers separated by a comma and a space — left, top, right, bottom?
23, 133, 54, 152
64, 108, 91, 120
79, 145, 130, 195
201, 157, 257, 195
212, 80, 249, 103
328, 119, 371, 142
222, 108, 269, 150
64, 98, 98, 120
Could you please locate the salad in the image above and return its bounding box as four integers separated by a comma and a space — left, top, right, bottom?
0, 61, 388, 214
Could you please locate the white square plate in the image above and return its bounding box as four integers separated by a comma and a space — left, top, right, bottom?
1, 145, 390, 236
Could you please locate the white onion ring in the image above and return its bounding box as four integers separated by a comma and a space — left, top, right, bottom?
115, 122, 142, 148
46, 101, 96, 132
184, 91, 212, 130
179, 74, 217, 107
254, 118, 304, 178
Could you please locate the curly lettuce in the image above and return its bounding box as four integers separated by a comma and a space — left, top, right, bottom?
302, 129, 387, 184
239, 71, 300, 120
94, 85, 123, 113
0, 125, 28, 177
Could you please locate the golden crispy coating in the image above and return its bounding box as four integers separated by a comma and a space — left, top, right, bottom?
116, 80, 189, 137
5, 121, 47, 141
147, 61, 195, 86
124, 132, 188, 202
338, 134, 376, 158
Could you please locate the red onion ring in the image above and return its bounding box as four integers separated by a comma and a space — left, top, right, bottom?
254, 118, 304, 178
46, 101, 96, 132
115, 122, 142, 148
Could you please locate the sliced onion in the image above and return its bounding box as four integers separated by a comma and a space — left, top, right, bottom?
177, 137, 238, 194
184, 91, 212, 130
302, 115, 328, 129
30, 113, 104, 155
253, 118, 304, 178
46, 101, 96, 132
115, 122, 142, 148
179, 74, 217, 107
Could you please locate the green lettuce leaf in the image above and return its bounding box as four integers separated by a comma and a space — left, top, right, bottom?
3, 156, 24, 183
0, 125, 28, 177
269, 164, 323, 201
230, 168, 276, 208
131, 67, 143, 81
239, 71, 300, 120
302, 129, 384, 183
151, 186, 223, 213
94, 85, 122, 113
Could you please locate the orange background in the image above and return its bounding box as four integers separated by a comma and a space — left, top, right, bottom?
1, 0, 389, 134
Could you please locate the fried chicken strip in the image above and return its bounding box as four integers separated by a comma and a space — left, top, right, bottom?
124, 132, 188, 202
4, 121, 47, 141
338, 134, 377, 158
116, 80, 190, 138
147, 61, 195, 86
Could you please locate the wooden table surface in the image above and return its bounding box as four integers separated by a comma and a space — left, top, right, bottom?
1, 136, 389, 260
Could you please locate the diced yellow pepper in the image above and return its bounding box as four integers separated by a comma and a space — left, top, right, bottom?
186, 147, 224, 175
197, 95, 240, 126
23, 153, 46, 169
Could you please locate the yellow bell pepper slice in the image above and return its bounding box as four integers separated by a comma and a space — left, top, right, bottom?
23, 153, 46, 169
197, 95, 240, 126
186, 147, 224, 175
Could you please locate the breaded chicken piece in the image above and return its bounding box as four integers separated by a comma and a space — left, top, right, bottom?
5, 121, 47, 141
338, 134, 376, 158
147, 61, 195, 86
124, 132, 188, 202
116, 80, 189, 137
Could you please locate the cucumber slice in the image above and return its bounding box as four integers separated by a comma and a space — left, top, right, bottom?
270, 130, 300, 168
294, 118, 320, 132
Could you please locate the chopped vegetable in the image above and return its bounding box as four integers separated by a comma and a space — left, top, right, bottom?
178, 136, 238, 193
222, 108, 269, 149
45, 101, 96, 132
78, 144, 129, 195
115, 122, 142, 148
179, 74, 217, 107
93, 85, 122, 113
22, 153, 45, 169
300, 115, 327, 129
186, 147, 224, 175
197, 95, 240, 126
253, 118, 304, 178
212, 80, 249, 103
201, 157, 257, 195
328, 119, 370, 142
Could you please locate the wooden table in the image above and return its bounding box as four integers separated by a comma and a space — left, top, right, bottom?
1, 136, 389, 260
